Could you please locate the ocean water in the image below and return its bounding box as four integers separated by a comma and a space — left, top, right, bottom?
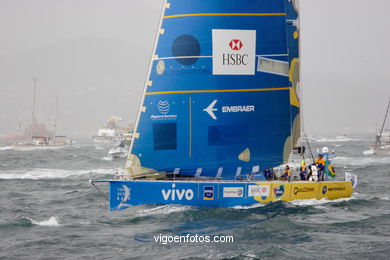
0, 137, 389, 259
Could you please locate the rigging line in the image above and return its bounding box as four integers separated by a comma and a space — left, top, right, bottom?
164, 13, 286, 19
89, 180, 109, 202
305, 132, 315, 164
300, 102, 315, 163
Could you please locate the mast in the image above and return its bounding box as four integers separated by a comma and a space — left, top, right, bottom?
285, 0, 302, 162
376, 100, 390, 146
127, 0, 168, 159
31, 78, 37, 141
54, 97, 58, 142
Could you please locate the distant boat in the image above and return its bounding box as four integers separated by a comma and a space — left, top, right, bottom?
108, 142, 128, 159
91, 116, 131, 144
91, 0, 357, 210
12, 80, 73, 151
108, 134, 132, 159
12, 136, 68, 151
369, 100, 390, 155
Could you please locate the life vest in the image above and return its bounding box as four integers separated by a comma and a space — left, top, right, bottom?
315, 158, 325, 166
283, 169, 291, 177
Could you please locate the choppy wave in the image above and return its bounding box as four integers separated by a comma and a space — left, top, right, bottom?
26, 216, 60, 226
0, 146, 12, 151
0, 168, 113, 179
315, 136, 365, 143
333, 156, 390, 166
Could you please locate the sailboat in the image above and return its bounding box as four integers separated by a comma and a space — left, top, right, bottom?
12, 80, 72, 151
91, 0, 357, 210
369, 100, 390, 155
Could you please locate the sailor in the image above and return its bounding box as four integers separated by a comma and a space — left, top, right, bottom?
300, 160, 307, 180
315, 154, 326, 181
308, 165, 319, 181
282, 165, 292, 182
263, 168, 274, 180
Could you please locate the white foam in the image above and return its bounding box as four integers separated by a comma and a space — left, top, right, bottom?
0, 146, 12, 151
28, 216, 60, 226
315, 136, 364, 143
232, 203, 266, 209
363, 149, 375, 155
289, 196, 354, 206
333, 156, 390, 166
0, 168, 113, 180
101, 157, 113, 161
136, 205, 191, 217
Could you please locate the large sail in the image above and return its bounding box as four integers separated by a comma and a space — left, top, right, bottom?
127, 0, 300, 179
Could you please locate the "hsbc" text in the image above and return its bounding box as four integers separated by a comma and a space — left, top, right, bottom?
222, 54, 248, 66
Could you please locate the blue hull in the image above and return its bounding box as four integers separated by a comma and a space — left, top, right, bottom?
93, 179, 354, 211
105, 180, 258, 210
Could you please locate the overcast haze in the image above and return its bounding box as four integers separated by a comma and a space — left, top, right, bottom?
0, 0, 389, 137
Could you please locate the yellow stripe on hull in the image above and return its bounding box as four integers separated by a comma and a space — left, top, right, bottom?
253, 181, 353, 203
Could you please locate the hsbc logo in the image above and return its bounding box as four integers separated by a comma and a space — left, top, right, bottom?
229, 39, 243, 50
212, 29, 256, 75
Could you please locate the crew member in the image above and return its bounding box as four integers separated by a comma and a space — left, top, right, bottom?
263, 168, 273, 180
282, 165, 292, 182
300, 160, 307, 180
315, 154, 326, 181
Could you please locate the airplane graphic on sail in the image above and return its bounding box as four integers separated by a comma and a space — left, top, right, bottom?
203, 100, 218, 120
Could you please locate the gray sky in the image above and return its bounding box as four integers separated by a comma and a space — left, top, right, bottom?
0, 0, 389, 137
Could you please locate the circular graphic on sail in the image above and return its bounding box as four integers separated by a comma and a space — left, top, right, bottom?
172, 34, 200, 65
157, 100, 170, 115
156, 60, 165, 75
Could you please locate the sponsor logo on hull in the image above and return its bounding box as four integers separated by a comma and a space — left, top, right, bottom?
161, 184, 194, 201
274, 184, 285, 198
328, 186, 346, 192
223, 187, 243, 198
248, 185, 269, 200
116, 185, 132, 209
203, 186, 214, 200
293, 186, 315, 195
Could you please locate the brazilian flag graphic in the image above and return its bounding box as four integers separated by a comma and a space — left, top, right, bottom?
325, 159, 336, 178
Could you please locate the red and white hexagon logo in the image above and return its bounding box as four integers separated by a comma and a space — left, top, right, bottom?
229, 39, 243, 50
